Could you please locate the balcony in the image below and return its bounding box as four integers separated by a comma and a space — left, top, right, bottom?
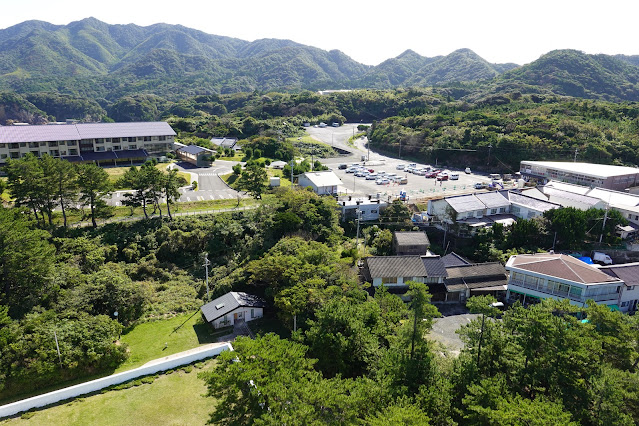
508, 279, 618, 304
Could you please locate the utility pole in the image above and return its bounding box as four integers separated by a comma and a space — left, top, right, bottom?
203, 252, 211, 301
599, 199, 610, 243
290, 158, 295, 185
574, 147, 578, 163
487, 144, 492, 166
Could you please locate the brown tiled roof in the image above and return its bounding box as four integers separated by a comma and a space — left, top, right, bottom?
509, 254, 621, 284
600, 263, 639, 286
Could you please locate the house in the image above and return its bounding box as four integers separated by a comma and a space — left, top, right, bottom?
599, 263, 639, 312
298, 171, 343, 195
441, 252, 471, 267
507, 191, 560, 219
339, 198, 387, 221
270, 160, 287, 169
200, 292, 266, 329
0, 121, 176, 166
505, 253, 624, 308
210, 137, 239, 151
175, 144, 215, 167
361, 255, 448, 289
444, 262, 508, 303
428, 192, 511, 223
393, 231, 430, 255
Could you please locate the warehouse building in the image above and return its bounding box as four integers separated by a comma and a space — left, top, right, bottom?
520, 161, 639, 191
0, 122, 176, 166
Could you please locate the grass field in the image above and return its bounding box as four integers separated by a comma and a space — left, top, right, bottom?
103, 163, 190, 186
220, 169, 292, 190
2, 360, 217, 426
116, 312, 219, 373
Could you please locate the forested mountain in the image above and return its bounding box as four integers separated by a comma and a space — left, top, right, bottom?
499, 49, 639, 101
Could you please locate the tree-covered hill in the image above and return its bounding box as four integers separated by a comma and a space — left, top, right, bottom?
499, 49, 639, 101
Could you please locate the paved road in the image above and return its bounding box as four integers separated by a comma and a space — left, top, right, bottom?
428, 312, 480, 356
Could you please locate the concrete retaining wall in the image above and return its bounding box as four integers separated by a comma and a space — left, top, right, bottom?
0, 342, 233, 419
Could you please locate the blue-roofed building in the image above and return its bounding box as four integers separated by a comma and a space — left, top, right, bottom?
176, 144, 216, 167
0, 121, 176, 166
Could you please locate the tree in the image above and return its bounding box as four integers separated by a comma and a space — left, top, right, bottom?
0, 207, 55, 318
163, 168, 183, 220
237, 162, 267, 199
119, 166, 151, 218
5, 154, 47, 225
232, 164, 242, 175
544, 207, 588, 249
76, 164, 112, 228
49, 157, 78, 228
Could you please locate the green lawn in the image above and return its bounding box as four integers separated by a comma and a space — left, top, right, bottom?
104, 163, 190, 186
2, 360, 217, 426
116, 313, 219, 373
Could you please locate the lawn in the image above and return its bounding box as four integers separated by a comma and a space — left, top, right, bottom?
220, 170, 292, 190
2, 360, 217, 426
103, 163, 190, 186
115, 312, 219, 373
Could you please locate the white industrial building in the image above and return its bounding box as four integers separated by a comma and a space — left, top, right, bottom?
520, 161, 639, 191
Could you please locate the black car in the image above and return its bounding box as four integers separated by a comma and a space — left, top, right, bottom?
338, 164, 348, 169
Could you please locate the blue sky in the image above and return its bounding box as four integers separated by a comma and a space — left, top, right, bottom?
2, 0, 637, 66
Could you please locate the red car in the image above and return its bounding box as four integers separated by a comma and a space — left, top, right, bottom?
368, 169, 374, 173
425, 170, 440, 178
437, 173, 449, 181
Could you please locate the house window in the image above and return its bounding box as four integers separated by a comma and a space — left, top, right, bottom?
10, 152, 19, 159
69, 149, 78, 155
499, 207, 506, 213
112, 138, 120, 143
96, 138, 104, 144
381, 277, 397, 284
527, 211, 536, 219
129, 145, 137, 150
113, 146, 121, 150
621, 301, 629, 307
144, 136, 151, 141
19, 142, 26, 147
1, 154, 7, 159
490, 208, 497, 214
159, 136, 167, 141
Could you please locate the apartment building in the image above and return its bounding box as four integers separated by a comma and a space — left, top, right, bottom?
0, 122, 176, 166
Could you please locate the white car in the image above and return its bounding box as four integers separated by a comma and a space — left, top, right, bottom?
376, 178, 390, 185
450, 173, 459, 180
414, 169, 425, 176
355, 170, 368, 177
386, 173, 397, 178
366, 173, 378, 180
396, 164, 405, 170
346, 167, 357, 173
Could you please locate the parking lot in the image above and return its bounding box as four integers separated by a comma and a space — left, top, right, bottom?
332, 157, 514, 201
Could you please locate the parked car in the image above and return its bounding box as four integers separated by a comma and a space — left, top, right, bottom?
338, 164, 348, 169
489, 173, 502, 181
366, 173, 378, 180
346, 167, 357, 173
396, 164, 406, 170
437, 173, 449, 181
368, 169, 375, 173
376, 178, 390, 185
425, 170, 440, 178
397, 177, 408, 184
355, 170, 367, 177
474, 182, 488, 189
408, 163, 417, 168
386, 173, 397, 178
450, 173, 459, 180
465, 167, 472, 174
593, 252, 613, 265
414, 169, 426, 176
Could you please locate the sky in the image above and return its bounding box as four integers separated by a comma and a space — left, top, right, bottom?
2, 0, 638, 66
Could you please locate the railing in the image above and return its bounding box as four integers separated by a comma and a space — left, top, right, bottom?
509, 279, 619, 304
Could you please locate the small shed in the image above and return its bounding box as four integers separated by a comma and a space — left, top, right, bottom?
271, 161, 287, 169
393, 231, 430, 255
200, 292, 266, 329
176, 144, 215, 167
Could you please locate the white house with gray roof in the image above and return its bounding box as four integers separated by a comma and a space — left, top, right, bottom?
298, 171, 343, 195
200, 292, 266, 329
361, 255, 448, 288
0, 121, 175, 166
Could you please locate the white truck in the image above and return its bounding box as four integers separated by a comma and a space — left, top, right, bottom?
593, 252, 613, 265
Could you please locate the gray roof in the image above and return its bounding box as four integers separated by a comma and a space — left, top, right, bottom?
508, 192, 560, 212
600, 263, 639, 286
543, 187, 603, 207
441, 252, 471, 267
476, 192, 510, 209
200, 292, 266, 323
365, 255, 447, 279
393, 231, 430, 247
177, 144, 211, 155
447, 194, 485, 213
445, 263, 507, 279
422, 256, 448, 278
211, 137, 238, 149
0, 122, 175, 144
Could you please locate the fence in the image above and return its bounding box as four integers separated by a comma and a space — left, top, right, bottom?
0, 342, 233, 419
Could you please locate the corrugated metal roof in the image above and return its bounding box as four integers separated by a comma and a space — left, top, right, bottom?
301, 171, 343, 187
177, 145, 210, 155
446, 194, 485, 213
509, 192, 560, 212
600, 263, 639, 286
446, 263, 506, 279
521, 161, 639, 179
476, 192, 509, 209
366, 256, 427, 278
441, 252, 471, 267
0, 122, 175, 144
543, 187, 603, 207
423, 256, 448, 278
200, 292, 266, 323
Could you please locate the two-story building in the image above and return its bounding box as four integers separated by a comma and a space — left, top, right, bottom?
599, 263, 639, 313
505, 253, 624, 308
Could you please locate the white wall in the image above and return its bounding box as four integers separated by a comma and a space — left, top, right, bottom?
212, 307, 263, 329
0, 342, 233, 419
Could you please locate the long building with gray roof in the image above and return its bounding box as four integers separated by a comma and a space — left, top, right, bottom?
0, 121, 176, 166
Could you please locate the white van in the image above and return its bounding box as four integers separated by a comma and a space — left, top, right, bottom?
450, 173, 459, 180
